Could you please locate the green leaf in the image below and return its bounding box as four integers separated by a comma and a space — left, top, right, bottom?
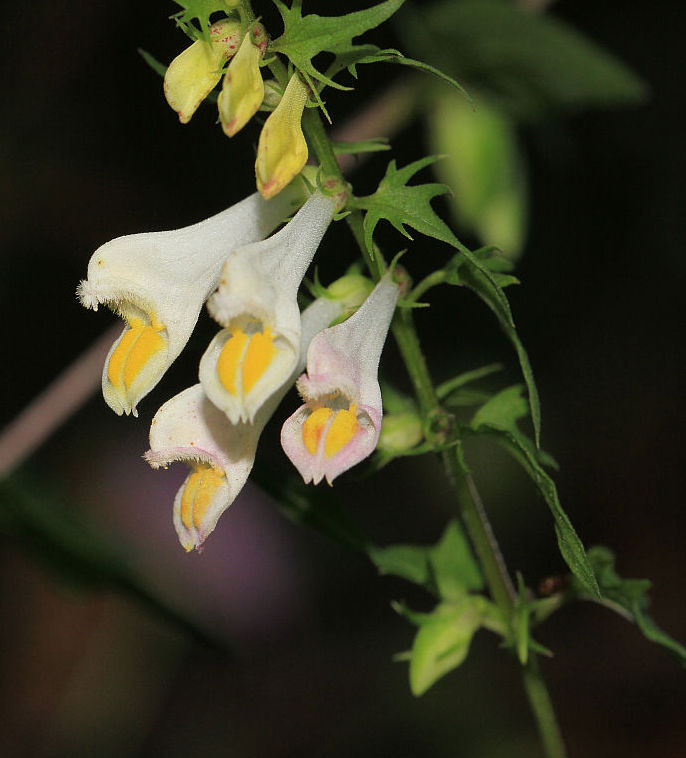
171, 0, 232, 38
429, 520, 483, 600
270, 0, 405, 94
447, 252, 540, 446
351, 158, 541, 443
332, 137, 391, 156
436, 363, 503, 401
399, 0, 647, 121
409, 598, 485, 695
428, 92, 528, 258
571, 546, 686, 665
138, 48, 168, 78
470, 386, 599, 597
368, 544, 431, 585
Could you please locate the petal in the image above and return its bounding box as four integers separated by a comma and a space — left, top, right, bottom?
78, 187, 305, 416
200, 191, 337, 423
281, 276, 398, 484
146, 296, 343, 550
280, 403, 382, 485
218, 29, 265, 137
146, 384, 259, 550
164, 19, 242, 123
255, 74, 309, 199
299, 274, 399, 410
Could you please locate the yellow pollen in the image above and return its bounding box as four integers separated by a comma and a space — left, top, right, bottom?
107, 318, 165, 390
324, 405, 360, 458
217, 328, 250, 396
302, 407, 333, 455
179, 464, 225, 537
242, 327, 277, 393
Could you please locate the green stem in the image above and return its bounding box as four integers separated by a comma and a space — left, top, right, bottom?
302, 107, 567, 758
407, 269, 448, 304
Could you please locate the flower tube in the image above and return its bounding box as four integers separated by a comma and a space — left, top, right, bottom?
218, 25, 267, 137
164, 19, 242, 123
77, 186, 305, 416
255, 73, 309, 199
281, 275, 399, 485
146, 296, 344, 551
199, 190, 338, 425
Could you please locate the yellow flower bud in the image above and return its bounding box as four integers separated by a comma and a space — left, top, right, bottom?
164, 19, 242, 124
218, 26, 267, 137
255, 74, 309, 200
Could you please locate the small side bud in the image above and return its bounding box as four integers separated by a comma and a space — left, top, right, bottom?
326, 274, 374, 313
378, 411, 423, 454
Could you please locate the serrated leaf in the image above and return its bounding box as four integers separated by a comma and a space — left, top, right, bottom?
571, 546, 686, 665
470, 386, 599, 597
409, 598, 484, 695
368, 544, 431, 585
270, 0, 405, 94
172, 0, 232, 39
399, 0, 647, 121
429, 520, 483, 600
352, 158, 541, 443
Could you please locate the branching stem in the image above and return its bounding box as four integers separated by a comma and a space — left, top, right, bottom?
302, 105, 568, 758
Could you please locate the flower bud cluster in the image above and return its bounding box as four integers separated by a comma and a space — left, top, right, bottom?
163, 16, 311, 201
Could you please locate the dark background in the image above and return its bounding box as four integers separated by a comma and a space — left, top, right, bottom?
1, 1, 684, 756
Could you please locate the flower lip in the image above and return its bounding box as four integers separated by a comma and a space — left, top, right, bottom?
79, 187, 306, 416
200, 191, 337, 424
147, 295, 345, 551
280, 275, 399, 484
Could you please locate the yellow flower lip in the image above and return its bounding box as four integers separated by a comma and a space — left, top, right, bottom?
255, 73, 309, 199
302, 403, 360, 458
179, 463, 226, 551
218, 27, 266, 138
164, 18, 242, 123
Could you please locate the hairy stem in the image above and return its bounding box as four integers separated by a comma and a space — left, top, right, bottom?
302, 105, 568, 758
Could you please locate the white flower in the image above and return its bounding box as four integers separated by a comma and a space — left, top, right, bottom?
146, 296, 343, 551
281, 275, 399, 484
199, 190, 338, 425
77, 186, 305, 416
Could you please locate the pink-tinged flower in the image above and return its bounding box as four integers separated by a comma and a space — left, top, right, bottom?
281, 275, 399, 485
146, 296, 343, 552
199, 190, 338, 425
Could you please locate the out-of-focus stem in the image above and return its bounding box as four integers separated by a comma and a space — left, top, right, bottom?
0, 324, 121, 478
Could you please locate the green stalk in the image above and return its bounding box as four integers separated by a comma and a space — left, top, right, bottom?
302, 105, 567, 758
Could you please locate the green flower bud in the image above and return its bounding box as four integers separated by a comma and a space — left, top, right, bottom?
378, 411, 423, 453
326, 274, 374, 312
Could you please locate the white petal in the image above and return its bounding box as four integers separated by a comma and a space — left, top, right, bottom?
146, 296, 343, 550
200, 191, 337, 423
78, 187, 304, 415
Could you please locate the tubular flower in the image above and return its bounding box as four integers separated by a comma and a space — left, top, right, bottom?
146, 296, 344, 551
255, 73, 309, 199
164, 19, 242, 123
77, 186, 305, 416
281, 275, 399, 485
199, 190, 338, 425
218, 25, 267, 137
